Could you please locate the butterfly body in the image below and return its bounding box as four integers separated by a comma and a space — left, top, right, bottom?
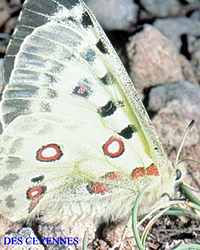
0, 0, 182, 235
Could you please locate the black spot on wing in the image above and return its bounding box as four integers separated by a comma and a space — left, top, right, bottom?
47, 89, 58, 99
73, 86, 89, 98
31, 175, 45, 183
73, 79, 92, 98
96, 40, 108, 54
40, 102, 51, 112
6, 157, 23, 170
5, 195, 15, 208
100, 74, 111, 85
98, 101, 117, 117
82, 49, 96, 62
67, 16, 77, 23
118, 100, 125, 107
81, 11, 94, 28
118, 125, 136, 139
43, 74, 58, 87
86, 183, 94, 195
0, 174, 19, 191
10, 138, 24, 154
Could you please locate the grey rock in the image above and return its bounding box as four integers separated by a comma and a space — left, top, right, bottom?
186, 34, 200, 82
9, 0, 21, 6
148, 81, 200, 112
154, 17, 200, 50
0, 59, 3, 94
140, 0, 200, 19
2, 227, 44, 249
191, 10, 200, 21
85, 0, 138, 31
38, 221, 96, 250
0, 0, 7, 9
140, 0, 182, 17
188, 35, 200, 67
0, 9, 10, 30
148, 81, 200, 148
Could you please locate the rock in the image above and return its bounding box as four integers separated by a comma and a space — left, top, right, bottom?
140, 0, 182, 17
189, 45, 200, 82
0, 216, 22, 237
38, 221, 96, 250
102, 220, 136, 249
154, 17, 200, 50
0, 59, 3, 93
188, 35, 200, 67
148, 81, 200, 149
191, 10, 200, 21
9, 0, 22, 6
85, 0, 138, 31
91, 239, 108, 250
0, 0, 7, 10
1, 228, 44, 249
178, 54, 198, 84
126, 25, 184, 97
0, 0, 22, 55
140, 0, 200, 18
0, 10, 10, 29
0, 59, 3, 134
4, 16, 18, 34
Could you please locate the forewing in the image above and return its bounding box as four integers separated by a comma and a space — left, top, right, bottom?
2, 0, 167, 166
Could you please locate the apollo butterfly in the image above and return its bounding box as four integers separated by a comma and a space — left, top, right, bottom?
0, 0, 186, 248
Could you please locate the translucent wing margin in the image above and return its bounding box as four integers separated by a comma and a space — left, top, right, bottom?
3, 0, 80, 87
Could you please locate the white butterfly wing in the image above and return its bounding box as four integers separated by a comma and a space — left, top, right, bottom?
0, 0, 176, 224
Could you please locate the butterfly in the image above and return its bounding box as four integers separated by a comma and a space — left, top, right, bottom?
0, 0, 184, 241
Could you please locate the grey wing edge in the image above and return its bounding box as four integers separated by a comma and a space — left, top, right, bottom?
2, 0, 82, 89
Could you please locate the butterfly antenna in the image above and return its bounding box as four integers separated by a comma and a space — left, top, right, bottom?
175, 120, 195, 165
179, 159, 200, 165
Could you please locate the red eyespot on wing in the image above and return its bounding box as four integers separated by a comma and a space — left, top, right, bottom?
87, 182, 108, 195
146, 164, 159, 176
91, 183, 108, 194
29, 199, 39, 212
106, 172, 121, 180
37, 144, 63, 162
27, 186, 47, 213
73, 84, 92, 98
27, 186, 46, 200
131, 164, 159, 180
78, 87, 87, 94
103, 137, 124, 158
131, 168, 145, 179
